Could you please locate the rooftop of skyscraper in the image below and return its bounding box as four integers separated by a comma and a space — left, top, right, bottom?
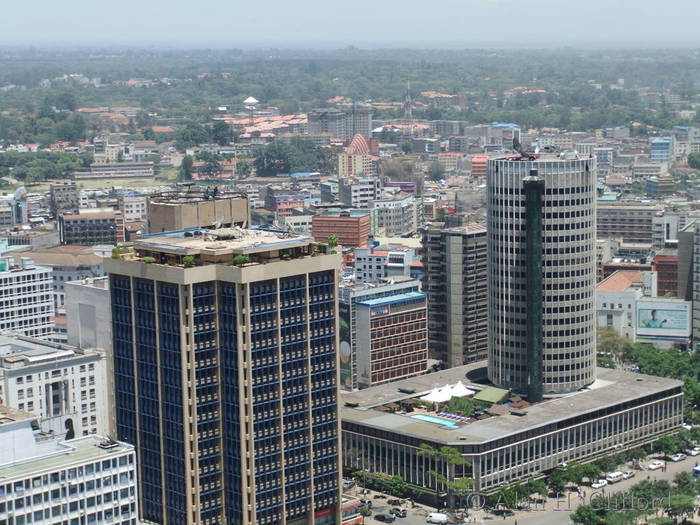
119, 227, 331, 267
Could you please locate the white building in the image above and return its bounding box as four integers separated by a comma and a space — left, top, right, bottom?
0, 333, 110, 437
370, 194, 420, 237
119, 196, 148, 222
278, 214, 313, 234
353, 246, 416, 283
0, 405, 138, 525
0, 257, 54, 339
18, 247, 104, 310
596, 270, 691, 348
339, 177, 381, 209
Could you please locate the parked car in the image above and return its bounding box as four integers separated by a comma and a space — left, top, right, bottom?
670, 453, 687, 462
622, 470, 635, 480
591, 479, 608, 489
648, 460, 665, 470
689, 446, 700, 456
606, 471, 624, 484
492, 508, 515, 517
391, 508, 407, 518
426, 513, 449, 524
360, 499, 373, 509
683, 423, 693, 430
375, 514, 395, 523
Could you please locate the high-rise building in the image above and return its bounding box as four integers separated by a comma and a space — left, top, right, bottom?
422, 216, 488, 367
487, 154, 597, 399
370, 194, 421, 237
0, 256, 54, 339
106, 228, 341, 525
0, 333, 110, 437
0, 406, 139, 525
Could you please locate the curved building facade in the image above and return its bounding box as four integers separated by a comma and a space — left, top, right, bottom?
487, 154, 597, 395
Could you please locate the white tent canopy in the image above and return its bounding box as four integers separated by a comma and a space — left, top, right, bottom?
420, 382, 474, 403
449, 381, 475, 398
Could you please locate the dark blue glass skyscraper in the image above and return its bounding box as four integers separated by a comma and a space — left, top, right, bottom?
107, 229, 342, 525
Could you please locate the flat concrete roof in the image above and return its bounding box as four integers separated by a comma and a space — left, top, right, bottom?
135, 227, 312, 256
340, 361, 682, 446
0, 436, 132, 481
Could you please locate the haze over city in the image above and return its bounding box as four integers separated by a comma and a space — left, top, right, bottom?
3, 0, 700, 48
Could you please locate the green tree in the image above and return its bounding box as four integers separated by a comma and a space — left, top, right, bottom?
570, 504, 601, 525
418, 444, 473, 509
428, 161, 446, 181
237, 159, 252, 178
653, 434, 679, 456
211, 121, 232, 146
666, 494, 694, 521
196, 151, 222, 177
688, 152, 700, 170
180, 155, 194, 181
176, 122, 209, 150
327, 234, 338, 248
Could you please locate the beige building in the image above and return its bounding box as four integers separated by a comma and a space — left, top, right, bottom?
147, 188, 249, 233
106, 228, 342, 525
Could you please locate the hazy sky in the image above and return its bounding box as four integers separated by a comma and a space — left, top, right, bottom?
3, 0, 700, 48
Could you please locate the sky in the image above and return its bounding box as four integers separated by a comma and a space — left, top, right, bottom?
2, 0, 700, 48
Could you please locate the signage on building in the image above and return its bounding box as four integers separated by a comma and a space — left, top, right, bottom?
636, 299, 691, 338
370, 305, 389, 317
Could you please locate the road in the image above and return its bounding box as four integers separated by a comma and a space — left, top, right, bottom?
351, 456, 699, 525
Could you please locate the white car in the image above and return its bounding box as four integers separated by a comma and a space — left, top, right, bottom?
688, 447, 700, 456
670, 453, 687, 462
622, 470, 635, 480
591, 479, 608, 489
683, 423, 693, 430
648, 460, 665, 470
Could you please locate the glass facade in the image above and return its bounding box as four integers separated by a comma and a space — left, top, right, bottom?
111, 266, 340, 525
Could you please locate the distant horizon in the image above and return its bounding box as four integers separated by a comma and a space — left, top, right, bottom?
3, 0, 700, 51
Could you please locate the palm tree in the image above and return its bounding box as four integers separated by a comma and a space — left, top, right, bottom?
418, 443, 474, 510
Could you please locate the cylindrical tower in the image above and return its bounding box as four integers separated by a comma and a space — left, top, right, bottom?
487, 154, 597, 396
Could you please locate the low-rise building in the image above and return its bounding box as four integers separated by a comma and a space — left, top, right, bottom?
312, 210, 371, 248
353, 246, 416, 283
341, 364, 683, 495
0, 406, 138, 525
0, 334, 110, 436
59, 209, 125, 246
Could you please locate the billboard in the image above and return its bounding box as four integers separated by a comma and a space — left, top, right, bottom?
339, 301, 353, 390
636, 300, 691, 338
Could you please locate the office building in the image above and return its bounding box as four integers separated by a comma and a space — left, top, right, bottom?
593, 147, 614, 175
0, 406, 138, 525
0, 333, 110, 437
339, 278, 424, 391
312, 210, 371, 248
338, 177, 381, 209
147, 188, 249, 233
65, 276, 115, 434
0, 257, 54, 339
18, 245, 104, 309
59, 209, 125, 246
353, 246, 416, 284
422, 217, 488, 367
597, 202, 661, 244
652, 247, 679, 296
50, 181, 80, 215
340, 364, 683, 495
308, 104, 372, 142
487, 154, 596, 398
106, 228, 342, 525
74, 162, 154, 180
650, 136, 675, 164
370, 194, 420, 237
118, 195, 148, 222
